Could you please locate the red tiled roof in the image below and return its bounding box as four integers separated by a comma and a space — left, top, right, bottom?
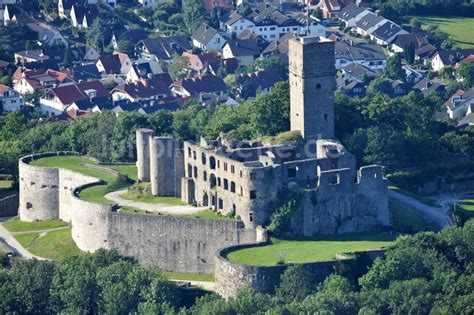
50, 80, 109, 105
0, 84, 9, 93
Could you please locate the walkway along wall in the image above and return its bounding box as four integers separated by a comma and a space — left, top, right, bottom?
19, 152, 257, 271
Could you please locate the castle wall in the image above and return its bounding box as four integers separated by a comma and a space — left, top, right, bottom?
70, 182, 112, 252
183, 142, 285, 228
136, 129, 154, 182
107, 213, 256, 274
291, 165, 390, 236
215, 244, 386, 299
19, 158, 60, 221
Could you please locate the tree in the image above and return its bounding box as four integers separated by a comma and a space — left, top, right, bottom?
117, 33, 134, 56
168, 54, 190, 80
385, 54, 405, 81
183, 0, 206, 33
403, 42, 415, 64
457, 62, 474, 86
276, 265, 318, 302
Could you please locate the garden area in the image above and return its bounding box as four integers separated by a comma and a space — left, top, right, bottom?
413, 16, 474, 48
225, 233, 396, 266
29, 155, 137, 203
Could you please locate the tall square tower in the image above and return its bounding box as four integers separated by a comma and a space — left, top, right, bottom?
289, 36, 335, 140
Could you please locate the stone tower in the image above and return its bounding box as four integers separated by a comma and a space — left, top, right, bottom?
136, 129, 155, 181
289, 36, 335, 140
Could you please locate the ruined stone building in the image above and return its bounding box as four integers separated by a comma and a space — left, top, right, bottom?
137, 36, 390, 235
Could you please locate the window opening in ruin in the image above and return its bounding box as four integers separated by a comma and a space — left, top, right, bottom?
249, 213, 253, 222
230, 181, 236, 193
210, 157, 216, 170
26, 202, 33, 209
231, 165, 235, 174
316, 83, 321, 89
224, 163, 228, 171
188, 147, 192, 157
201, 153, 207, 165
187, 164, 192, 177
218, 177, 221, 186
203, 171, 207, 181
193, 166, 198, 178
210, 174, 216, 188
219, 198, 223, 209
202, 193, 209, 206
193, 151, 197, 160
223, 179, 229, 190
240, 186, 243, 196
232, 204, 236, 213
324, 114, 328, 121
240, 170, 243, 177
250, 190, 257, 199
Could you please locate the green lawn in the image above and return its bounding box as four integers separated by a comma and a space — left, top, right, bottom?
3, 217, 68, 232
414, 16, 474, 48
119, 207, 234, 221
15, 228, 82, 260
30, 156, 136, 204
389, 185, 439, 207
389, 200, 439, 232
458, 195, 474, 213
0, 180, 12, 189
120, 192, 186, 205
225, 233, 396, 266
162, 272, 215, 282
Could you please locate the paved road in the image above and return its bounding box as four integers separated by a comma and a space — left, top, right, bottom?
105, 190, 208, 215
389, 191, 455, 229
0, 217, 46, 260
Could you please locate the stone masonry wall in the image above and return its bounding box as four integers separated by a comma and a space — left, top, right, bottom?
107, 213, 256, 274
215, 244, 386, 299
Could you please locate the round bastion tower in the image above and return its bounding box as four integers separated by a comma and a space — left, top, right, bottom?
136, 129, 155, 182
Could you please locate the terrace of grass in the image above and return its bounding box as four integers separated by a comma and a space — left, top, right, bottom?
119, 207, 235, 221
225, 233, 396, 266
458, 195, 474, 213
15, 227, 81, 260
29, 155, 137, 204
3, 217, 68, 232
162, 272, 215, 282
120, 183, 186, 205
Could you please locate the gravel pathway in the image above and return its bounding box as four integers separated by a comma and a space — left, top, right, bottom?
104, 190, 208, 215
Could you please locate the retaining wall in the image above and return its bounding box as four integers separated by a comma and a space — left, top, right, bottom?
108, 213, 255, 274
19, 152, 257, 271
215, 243, 385, 299
0, 194, 19, 217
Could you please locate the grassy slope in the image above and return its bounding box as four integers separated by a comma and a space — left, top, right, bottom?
459, 195, 474, 213
225, 233, 396, 266
3, 217, 68, 232
389, 200, 439, 232
30, 156, 136, 204
15, 228, 81, 260
414, 16, 474, 48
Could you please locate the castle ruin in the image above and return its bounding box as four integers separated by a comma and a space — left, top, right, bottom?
137, 36, 390, 235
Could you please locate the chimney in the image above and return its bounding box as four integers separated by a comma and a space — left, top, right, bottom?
147, 73, 153, 79
375, 10, 380, 16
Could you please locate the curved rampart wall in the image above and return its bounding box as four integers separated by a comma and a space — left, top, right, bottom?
20, 154, 61, 221
107, 213, 256, 274
70, 182, 112, 252
215, 244, 386, 299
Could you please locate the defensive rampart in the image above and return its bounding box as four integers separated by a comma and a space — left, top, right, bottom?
19, 152, 257, 271
215, 243, 385, 298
